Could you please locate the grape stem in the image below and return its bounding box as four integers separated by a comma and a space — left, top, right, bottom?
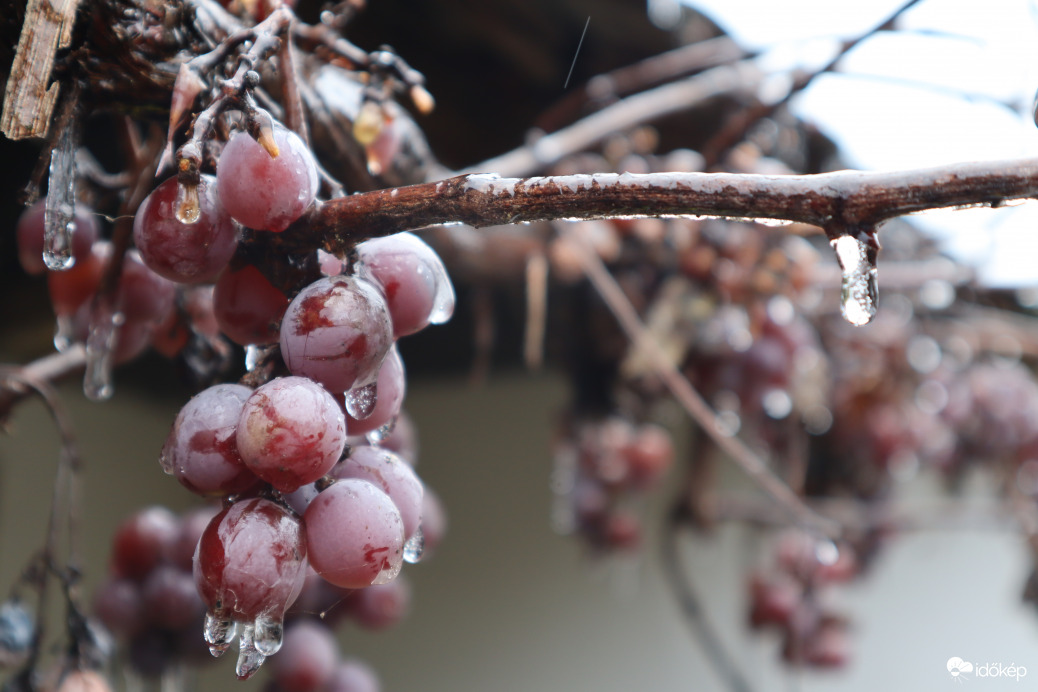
301, 158, 1038, 254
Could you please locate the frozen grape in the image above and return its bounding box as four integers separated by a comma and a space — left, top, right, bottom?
279, 275, 393, 393
216, 127, 318, 232
214, 264, 289, 345
303, 479, 404, 589
236, 377, 347, 493
332, 446, 423, 540
348, 576, 411, 630
356, 232, 454, 337
193, 498, 307, 622
92, 578, 145, 637
161, 384, 259, 496
141, 565, 204, 630
111, 506, 179, 582
326, 660, 380, 692
133, 175, 239, 283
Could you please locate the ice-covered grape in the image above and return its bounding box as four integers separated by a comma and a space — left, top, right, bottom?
161, 384, 260, 496
216, 127, 318, 232
280, 275, 393, 393
193, 498, 307, 623
133, 175, 238, 283
268, 620, 339, 692
356, 232, 455, 337
332, 446, 423, 540
111, 506, 179, 582
236, 377, 347, 493
303, 479, 404, 589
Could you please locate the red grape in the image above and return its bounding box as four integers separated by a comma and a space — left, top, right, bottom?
216, 127, 318, 232
236, 377, 347, 492
161, 384, 260, 496
325, 660, 380, 692
214, 264, 289, 345
348, 576, 411, 630
133, 175, 239, 283
331, 446, 423, 540
279, 275, 393, 393
303, 479, 404, 589
111, 506, 179, 582
268, 620, 339, 692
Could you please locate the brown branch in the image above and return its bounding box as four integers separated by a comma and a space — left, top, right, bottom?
302, 158, 1038, 254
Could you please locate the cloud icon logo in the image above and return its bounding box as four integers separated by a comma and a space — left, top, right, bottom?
947, 657, 974, 678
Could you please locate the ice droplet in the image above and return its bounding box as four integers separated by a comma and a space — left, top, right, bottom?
365, 415, 396, 445
403, 526, 425, 564
428, 257, 456, 325
344, 382, 378, 420
235, 623, 266, 680
174, 181, 201, 224
83, 298, 123, 402
44, 125, 78, 271
814, 538, 839, 566
829, 230, 879, 326
203, 610, 236, 657
244, 344, 263, 372
0, 599, 34, 666
372, 554, 402, 585
53, 315, 74, 352
252, 615, 283, 656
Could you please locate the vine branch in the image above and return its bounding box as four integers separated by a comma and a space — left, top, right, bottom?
301, 157, 1038, 255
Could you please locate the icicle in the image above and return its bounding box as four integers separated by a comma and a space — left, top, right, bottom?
203, 610, 236, 657
252, 614, 283, 656
344, 382, 378, 420
83, 296, 122, 401
235, 623, 266, 680
828, 227, 879, 326
53, 315, 74, 352
44, 124, 78, 271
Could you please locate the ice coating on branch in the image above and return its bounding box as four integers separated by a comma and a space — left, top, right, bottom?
83, 297, 122, 401
44, 125, 78, 271
829, 231, 879, 326
344, 382, 378, 421
463, 173, 517, 197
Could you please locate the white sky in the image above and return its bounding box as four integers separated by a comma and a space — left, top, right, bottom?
683, 0, 1038, 286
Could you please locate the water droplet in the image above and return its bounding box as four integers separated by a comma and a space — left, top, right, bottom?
403, 527, 425, 564
244, 344, 263, 372
44, 125, 78, 271
174, 181, 201, 224
427, 257, 455, 325
365, 416, 396, 445
203, 610, 236, 657
53, 315, 74, 352
829, 230, 879, 326
252, 615, 283, 656
814, 539, 839, 566
235, 623, 265, 680
83, 298, 123, 402
344, 382, 378, 420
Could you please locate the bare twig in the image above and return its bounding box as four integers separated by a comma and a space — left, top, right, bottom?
303, 159, 1038, 255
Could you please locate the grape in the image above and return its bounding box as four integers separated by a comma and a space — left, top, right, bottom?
623, 424, 674, 487
193, 498, 307, 622
418, 487, 447, 559
343, 346, 405, 436
141, 565, 204, 630
326, 660, 380, 692
92, 578, 145, 637
303, 479, 404, 589
119, 249, 177, 324
47, 241, 106, 316
17, 199, 99, 275
161, 384, 260, 496
167, 504, 220, 571
133, 175, 239, 283
111, 506, 179, 582
268, 620, 339, 692
236, 377, 347, 493
348, 575, 411, 630
332, 446, 423, 540
356, 232, 454, 337
214, 264, 289, 345
216, 127, 318, 232
279, 275, 393, 393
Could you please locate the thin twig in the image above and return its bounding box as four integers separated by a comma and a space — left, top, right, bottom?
560, 224, 840, 539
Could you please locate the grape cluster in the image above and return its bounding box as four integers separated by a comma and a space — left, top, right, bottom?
552, 417, 674, 552
92, 506, 216, 678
